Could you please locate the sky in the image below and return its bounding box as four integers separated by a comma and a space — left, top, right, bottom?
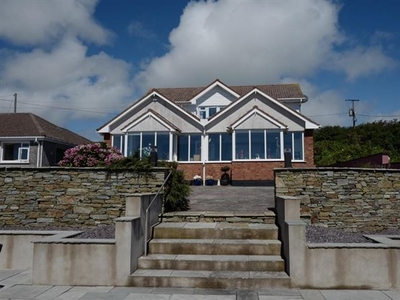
0, 0, 399, 141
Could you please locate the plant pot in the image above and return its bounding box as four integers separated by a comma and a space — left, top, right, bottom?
206, 179, 214, 186
220, 173, 230, 186
193, 179, 202, 186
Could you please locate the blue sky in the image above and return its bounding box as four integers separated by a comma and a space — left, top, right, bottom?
0, 0, 399, 141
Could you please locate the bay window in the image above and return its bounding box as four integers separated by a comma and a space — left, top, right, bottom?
178, 134, 201, 161
208, 133, 232, 161
235, 130, 282, 160
115, 132, 171, 160
284, 131, 304, 160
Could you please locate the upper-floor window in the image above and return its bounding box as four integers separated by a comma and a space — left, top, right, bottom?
1, 142, 30, 162
198, 106, 223, 119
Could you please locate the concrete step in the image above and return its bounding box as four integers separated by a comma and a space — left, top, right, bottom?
161, 211, 276, 224
148, 239, 281, 255
129, 269, 290, 289
138, 254, 285, 272
154, 222, 278, 240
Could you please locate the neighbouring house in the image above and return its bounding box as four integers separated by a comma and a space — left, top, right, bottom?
0, 113, 92, 167
97, 79, 319, 185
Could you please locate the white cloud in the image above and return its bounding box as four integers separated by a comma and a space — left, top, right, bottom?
133, 0, 396, 92
0, 0, 112, 45
329, 46, 397, 81
0, 37, 133, 125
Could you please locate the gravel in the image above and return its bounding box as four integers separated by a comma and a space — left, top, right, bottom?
306, 225, 400, 243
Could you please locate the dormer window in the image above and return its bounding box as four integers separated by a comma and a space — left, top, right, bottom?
198, 106, 223, 119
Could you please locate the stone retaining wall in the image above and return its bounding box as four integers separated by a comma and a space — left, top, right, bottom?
0, 167, 166, 228
275, 168, 400, 232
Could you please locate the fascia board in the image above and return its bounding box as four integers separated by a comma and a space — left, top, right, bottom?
121, 111, 175, 132
253, 89, 319, 129
213, 88, 318, 130
190, 81, 240, 105
231, 109, 287, 130
0, 136, 45, 140
97, 91, 202, 133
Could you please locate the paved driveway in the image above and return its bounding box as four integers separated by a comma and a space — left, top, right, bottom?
188, 186, 275, 212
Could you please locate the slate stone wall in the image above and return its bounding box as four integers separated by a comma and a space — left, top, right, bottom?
0, 168, 166, 228
275, 168, 400, 232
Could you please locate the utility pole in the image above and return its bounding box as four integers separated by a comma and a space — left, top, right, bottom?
13, 93, 17, 113
346, 99, 359, 128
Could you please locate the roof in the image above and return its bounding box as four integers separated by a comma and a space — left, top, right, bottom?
152, 83, 305, 103
0, 113, 92, 145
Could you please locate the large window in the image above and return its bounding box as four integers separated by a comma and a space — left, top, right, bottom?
1, 142, 29, 162
122, 132, 170, 160
208, 133, 232, 161
178, 134, 201, 161
235, 130, 282, 160
284, 132, 304, 160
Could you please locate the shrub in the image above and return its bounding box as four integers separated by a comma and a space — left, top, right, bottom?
163, 162, 190, 212
58, 143, 124, 167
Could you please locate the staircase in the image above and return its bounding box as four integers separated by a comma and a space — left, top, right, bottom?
129, 213, 290, 289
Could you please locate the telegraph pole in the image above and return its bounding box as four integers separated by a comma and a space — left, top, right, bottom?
13, 93, 17, 113
346, 99, 359, 128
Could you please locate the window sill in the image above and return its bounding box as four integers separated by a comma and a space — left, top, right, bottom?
0, 161, 30, 164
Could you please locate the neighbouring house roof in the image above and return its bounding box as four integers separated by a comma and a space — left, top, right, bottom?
0, 113, 92, 145
152, 82, 306, 103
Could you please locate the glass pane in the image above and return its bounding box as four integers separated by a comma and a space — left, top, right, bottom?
200, 109, 206, 119
221, 133, 232, 161
208, 134, 220, 161
113, 135, 122, 152
157, 133, 169, 160
209, 107, 217, 117
178, 135, 188, 161
127, 134, 140, 157
3, 143, 17, 160
267, 132, 280, 159
284, 132, 292, 152
293, 132, 303, 160
142, 133, 154, 157
251, 130, 265, 159
190, 134, 201, 161
20, 148, 28, 160
235, 131, 249, 159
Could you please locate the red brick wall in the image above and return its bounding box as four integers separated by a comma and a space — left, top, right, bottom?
103, 133, 111, 147
304, 130, 315, 167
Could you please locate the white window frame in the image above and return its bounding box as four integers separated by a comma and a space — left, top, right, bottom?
0, 141, 30, 163
198, 106, 224, 119
233, 129, 284, 161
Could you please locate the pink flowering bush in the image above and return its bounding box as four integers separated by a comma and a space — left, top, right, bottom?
58, 143, 124, 167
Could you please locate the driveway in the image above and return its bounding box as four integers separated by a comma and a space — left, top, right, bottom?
188, 186, 275, 212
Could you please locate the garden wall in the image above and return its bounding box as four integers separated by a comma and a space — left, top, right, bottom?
0, 167, 167, 228
275, 168, 400, 232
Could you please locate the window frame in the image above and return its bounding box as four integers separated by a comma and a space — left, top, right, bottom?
207, 133, 232, 162
233, 129, 284, 161
0, 141, 30, 163
177, 133, 202, 162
